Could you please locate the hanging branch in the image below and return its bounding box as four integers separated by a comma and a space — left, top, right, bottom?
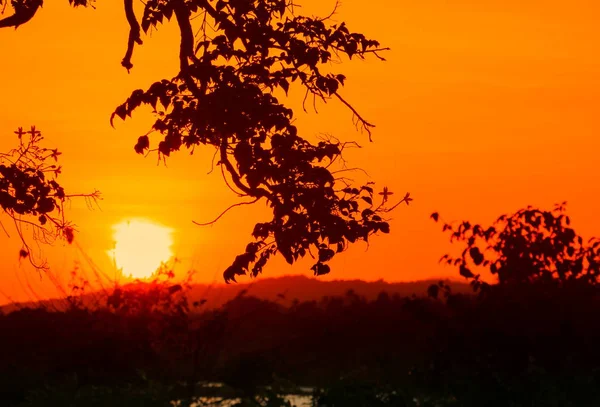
0, 0, 42, 29
121, 0, 143, 71
193, 197, 260, 226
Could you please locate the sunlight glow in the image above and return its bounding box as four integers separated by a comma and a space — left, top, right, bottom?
108, 219, 174, 279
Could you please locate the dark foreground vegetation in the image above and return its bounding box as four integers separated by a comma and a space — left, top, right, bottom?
1, 278, 600, 406
2, 203, 600, 406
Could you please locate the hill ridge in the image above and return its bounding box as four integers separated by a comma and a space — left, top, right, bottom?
0, 275, 471, 314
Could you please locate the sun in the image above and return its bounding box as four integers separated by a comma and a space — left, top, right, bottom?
108, 219, 174, 279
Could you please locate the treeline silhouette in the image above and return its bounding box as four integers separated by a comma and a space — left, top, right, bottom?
0, 275, 471, 314
1, 278, 600, 406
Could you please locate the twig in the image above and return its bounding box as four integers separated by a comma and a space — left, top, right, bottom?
193, 198, 260, 226
333, 92, 375, 141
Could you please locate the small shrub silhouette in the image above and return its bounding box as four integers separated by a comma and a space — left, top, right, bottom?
433, 203, 600, 291
0, 127, 99, 269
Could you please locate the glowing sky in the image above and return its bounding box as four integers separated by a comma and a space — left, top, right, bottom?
0, 0, 599, 302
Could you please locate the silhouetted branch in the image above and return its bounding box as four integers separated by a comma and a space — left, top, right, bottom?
193, 198, 260, 226
173, 0, 196, 70
121, 0, 143, 71
0, 0, 42, 29
318, 0, 341, 22
0, 219, 10, 238
381, 192, 413, 212
331, 167, 370, 177
334, 92, 375, 141
219, 140, 270, 200
207, 147, 219, 175
174, 0, 207, 101
1, 127, 101, 271
219, 159, 245, 197
66, 190, 102, 200
195, 0, 220, 21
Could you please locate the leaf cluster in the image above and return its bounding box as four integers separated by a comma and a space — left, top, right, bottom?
433, 203, 600, 291
1, 0, 402, 281
109, 0, 401, 282
0, 127, 76, 268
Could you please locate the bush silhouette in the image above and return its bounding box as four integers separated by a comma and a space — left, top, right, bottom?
433, 203, 600, 291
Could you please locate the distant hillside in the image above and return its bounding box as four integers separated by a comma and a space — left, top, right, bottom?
0, 275, 471, 314
186, 275, 472, 310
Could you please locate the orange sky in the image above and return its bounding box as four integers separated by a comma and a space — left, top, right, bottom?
1, 0, 599, 303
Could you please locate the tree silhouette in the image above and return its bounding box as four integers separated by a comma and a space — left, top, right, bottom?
432, 203, 600, 291
1, 0, 410, 282
0, 127, 100, 270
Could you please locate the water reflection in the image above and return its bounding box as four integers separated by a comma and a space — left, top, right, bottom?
183, 383, 314, 407
191, 394, 312, 406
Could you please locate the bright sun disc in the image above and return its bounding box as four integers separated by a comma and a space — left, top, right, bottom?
108, 219, 174, 279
